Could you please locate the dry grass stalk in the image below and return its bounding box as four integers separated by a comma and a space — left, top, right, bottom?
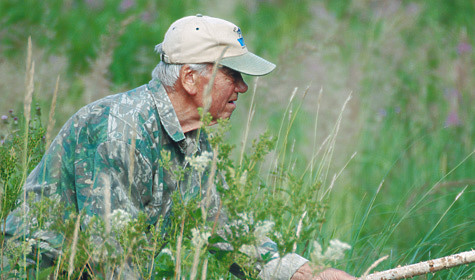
293, 211, 307, 253
358, 250, 475, 280
53, 253, 62, 280
190, 245, 201, 280
201, 46, 229, 118
21, 37, 35, 186
361, 255, 389, 277
432, 179, 475, 193
24, 37, 34, 124
174, 216, 186, 279
321, 151, 357, 199
318, 92, 352, 201
68, 214, 82, 279
202, 146, 219, 221
239, 77, 258, 166
310, 86, 323, 175
128, 129, 137, 198
21, 38, 35, 274
46, 75, 60, 149
201, 257, 209, 280
104, 183, 111, 234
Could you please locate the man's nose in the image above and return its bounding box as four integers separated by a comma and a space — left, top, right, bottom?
236, 77, 248, 93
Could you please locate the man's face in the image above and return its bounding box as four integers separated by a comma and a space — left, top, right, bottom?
197, 66, 249, 121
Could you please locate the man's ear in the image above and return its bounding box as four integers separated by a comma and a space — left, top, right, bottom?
179, 64, 200, 95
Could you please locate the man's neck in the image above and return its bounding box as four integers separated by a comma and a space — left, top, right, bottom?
165, 86, 203, 133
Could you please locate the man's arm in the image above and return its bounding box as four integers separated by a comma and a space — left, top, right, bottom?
291, 263, 356, 280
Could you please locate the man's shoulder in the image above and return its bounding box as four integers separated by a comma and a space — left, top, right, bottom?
73, 84, 153, 121
85, 84, 149, 110
65, 83, 161, 143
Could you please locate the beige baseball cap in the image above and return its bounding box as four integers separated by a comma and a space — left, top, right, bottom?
156, 14, 276, 76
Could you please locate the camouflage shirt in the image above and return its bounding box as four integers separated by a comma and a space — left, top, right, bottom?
4, 78, 307, 279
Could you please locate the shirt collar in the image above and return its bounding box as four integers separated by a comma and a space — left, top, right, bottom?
147, 79, 185, 142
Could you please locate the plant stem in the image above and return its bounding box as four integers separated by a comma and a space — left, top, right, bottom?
174, 216, 186, 280
68, 214, 82, 279
45, 75, 60, 150
239, 77, 258, 167
1, 218, 5, 277
22, 35, 35, 280
358, 250, 475, 280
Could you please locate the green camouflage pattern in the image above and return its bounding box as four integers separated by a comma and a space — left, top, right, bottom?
3, 79, 307, 279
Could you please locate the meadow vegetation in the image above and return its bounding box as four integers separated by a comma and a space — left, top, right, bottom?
1, 0, 474, 279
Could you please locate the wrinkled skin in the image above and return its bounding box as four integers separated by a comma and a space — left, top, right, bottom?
291, 263, 356, 280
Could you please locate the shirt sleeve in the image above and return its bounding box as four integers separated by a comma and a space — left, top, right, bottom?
238, 235, 309, 279
212, 229, 309, 279
258, 253, 308, 280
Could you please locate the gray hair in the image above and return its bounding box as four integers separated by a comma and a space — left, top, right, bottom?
152, 43, 210, 87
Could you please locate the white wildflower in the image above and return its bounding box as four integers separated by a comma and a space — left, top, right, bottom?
325, 239, 352, 261
240, 244, 258, 258
23, 238, 36, 255
311, 239, 352, 262
110, 209, 132, 231
273, 232, 284, 246
191, 228, 211, 248
310, 241, 324, 261
237, 212, 254, 225
254, 220, 274, 242
186, 151, 213, 173
161, 248, 175, 261
239, 170, 248, 186
228, 212, 254, 235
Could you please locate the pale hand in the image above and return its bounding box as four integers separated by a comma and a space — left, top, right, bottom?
291, 263, 356, 280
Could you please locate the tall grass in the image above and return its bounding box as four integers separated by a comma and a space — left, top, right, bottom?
1, 0, 474, 279
316, 2, 475, 278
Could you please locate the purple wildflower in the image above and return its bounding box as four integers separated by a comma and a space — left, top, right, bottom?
119, 0, 135, 12
376, 108, 387, 122
141, 11, 154, 22
445, 110, 461, 127
457, 42, 472, 55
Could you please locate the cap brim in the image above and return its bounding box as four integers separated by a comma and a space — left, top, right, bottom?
220, 52, 276, 76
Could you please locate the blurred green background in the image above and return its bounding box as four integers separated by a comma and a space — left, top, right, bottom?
1, 0, 474, 278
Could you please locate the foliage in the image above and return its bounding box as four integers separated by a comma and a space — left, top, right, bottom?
0, 108, 45, 222
1, 0, 475, 279
316, 1, 475, 278
0, 0, 313, 87
0, 109, 333, 279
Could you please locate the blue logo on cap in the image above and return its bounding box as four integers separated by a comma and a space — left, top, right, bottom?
235, 27, 245, 47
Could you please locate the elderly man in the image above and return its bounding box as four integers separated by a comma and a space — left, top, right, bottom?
4, 15, 354, 279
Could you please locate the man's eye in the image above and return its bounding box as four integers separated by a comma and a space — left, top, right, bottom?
229, 70, 240, 80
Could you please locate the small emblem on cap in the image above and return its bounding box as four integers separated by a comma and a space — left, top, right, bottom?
234, 27, 245, 47
196, 14, 203, 17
